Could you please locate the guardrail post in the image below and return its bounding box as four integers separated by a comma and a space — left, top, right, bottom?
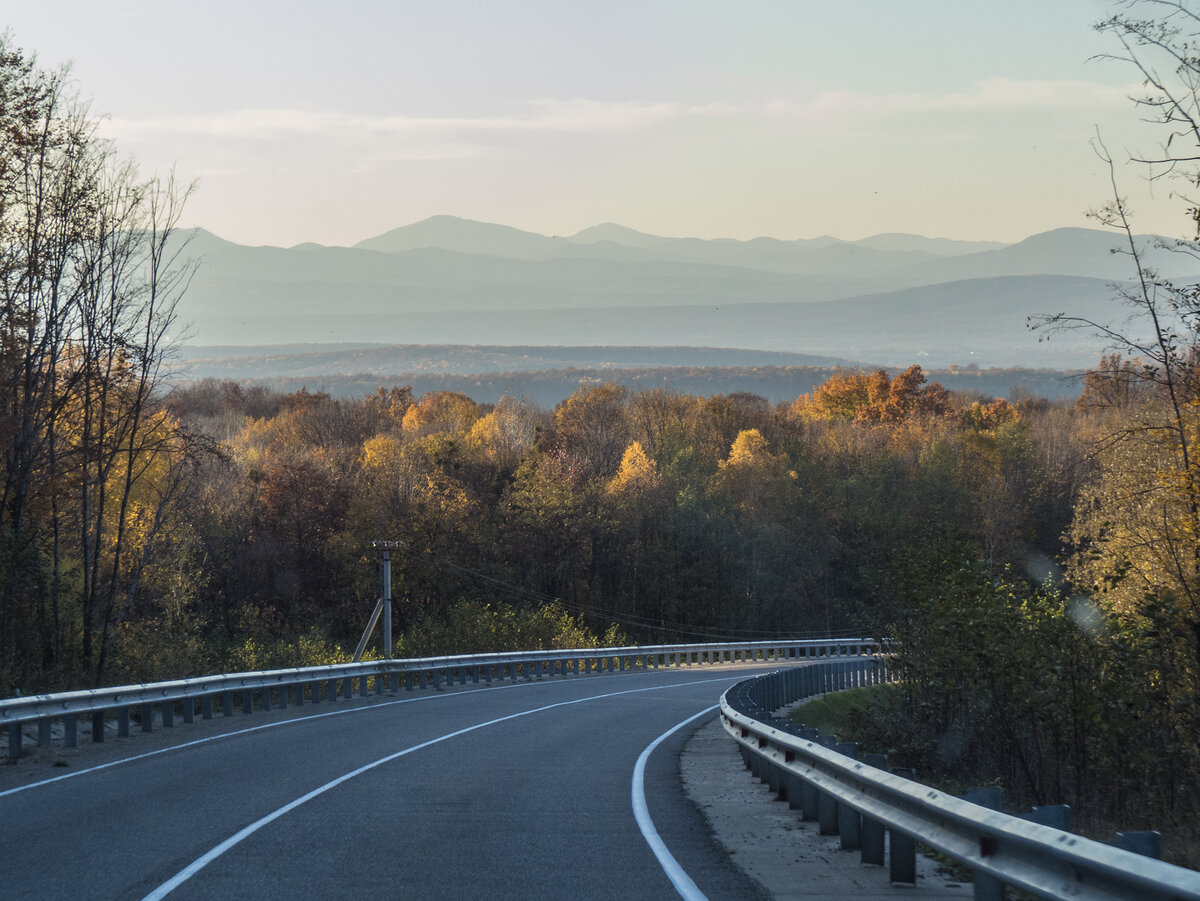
836, 742, 861, 850
117, 707, 130, 737
817, 788, 838, 835
64, 714, 77, 748
241, 689, 253, 715
814, 733, 840, 834
360, 675, 370, 697
183, 699, 194, 724
784, 769, 804, 811
890, 829, 917, 885
7, 722, 20, 758
965, 787, 1005, 900
887, 767, 917, 884
38, 717, 50, 747
92, 709, 105, 742
861, 753, 888, 865
202, 695, 213, 719
1117, 831, 1162, 859
766, 752, 783, 795
162, 701, 175, 728
787, 726, 819, 820
222, 691, 234, 717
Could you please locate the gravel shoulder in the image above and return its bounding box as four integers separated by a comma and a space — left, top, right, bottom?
680, 715, 973, 900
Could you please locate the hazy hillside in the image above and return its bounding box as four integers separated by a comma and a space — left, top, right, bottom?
178, 274, 1117, 369
170, 216, 1196, 370
900, 227, 1198, 282
174, 344, 858, 380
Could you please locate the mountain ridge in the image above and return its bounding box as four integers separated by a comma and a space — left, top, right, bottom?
168, 216, 1200, 372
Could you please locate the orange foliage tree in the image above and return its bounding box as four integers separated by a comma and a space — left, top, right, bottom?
792, 365, 950, 424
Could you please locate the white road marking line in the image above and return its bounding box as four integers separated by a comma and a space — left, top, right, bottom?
0, 682, 520, 799
632, 706, 717, 901
141, 675, 738, 900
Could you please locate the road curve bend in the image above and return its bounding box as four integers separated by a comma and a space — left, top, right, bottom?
3, 663, 778, 900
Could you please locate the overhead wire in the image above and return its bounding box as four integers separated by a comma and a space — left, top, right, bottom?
382, 538, 854, 642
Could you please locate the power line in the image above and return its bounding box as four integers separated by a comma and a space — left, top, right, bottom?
385, 538, 848, 642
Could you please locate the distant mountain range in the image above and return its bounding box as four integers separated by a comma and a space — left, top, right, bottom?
171, 215, 1200, 374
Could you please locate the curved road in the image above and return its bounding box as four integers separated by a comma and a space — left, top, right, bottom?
2, 663, 779, 899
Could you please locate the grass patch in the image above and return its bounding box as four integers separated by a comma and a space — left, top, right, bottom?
787, 683, 899, 741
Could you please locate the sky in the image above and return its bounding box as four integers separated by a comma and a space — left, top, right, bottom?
1, 0, 1185, 248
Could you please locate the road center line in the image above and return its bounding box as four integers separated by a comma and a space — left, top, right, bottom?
632, 705, 718, 901
141, 675, 738, 901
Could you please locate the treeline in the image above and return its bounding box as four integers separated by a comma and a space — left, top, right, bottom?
5, 357, 1084, 692
88, 364, 1077, 689
191, 363, 1082, 407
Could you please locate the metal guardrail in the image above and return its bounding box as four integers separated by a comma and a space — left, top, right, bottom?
2, 637, 879, 759
721, 662, 1200, 901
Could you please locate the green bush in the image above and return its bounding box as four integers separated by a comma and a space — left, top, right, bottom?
397, 599, 628, 658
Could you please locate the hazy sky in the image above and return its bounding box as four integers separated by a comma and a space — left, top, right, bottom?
2, 0, 1182, 247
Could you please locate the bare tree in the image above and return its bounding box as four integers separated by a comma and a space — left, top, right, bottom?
1096, 1, 1200, 238
0, 34, 199, 689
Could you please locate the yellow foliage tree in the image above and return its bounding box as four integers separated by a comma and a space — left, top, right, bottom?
715, 429, 796, 517
401, 391, 482, 437
608, 441, 661, 497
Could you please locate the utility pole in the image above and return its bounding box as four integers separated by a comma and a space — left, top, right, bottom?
353, 540, 402, 662
379, 544, 393, 657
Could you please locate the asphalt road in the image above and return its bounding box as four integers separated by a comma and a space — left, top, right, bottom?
2, 663, 779, 900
